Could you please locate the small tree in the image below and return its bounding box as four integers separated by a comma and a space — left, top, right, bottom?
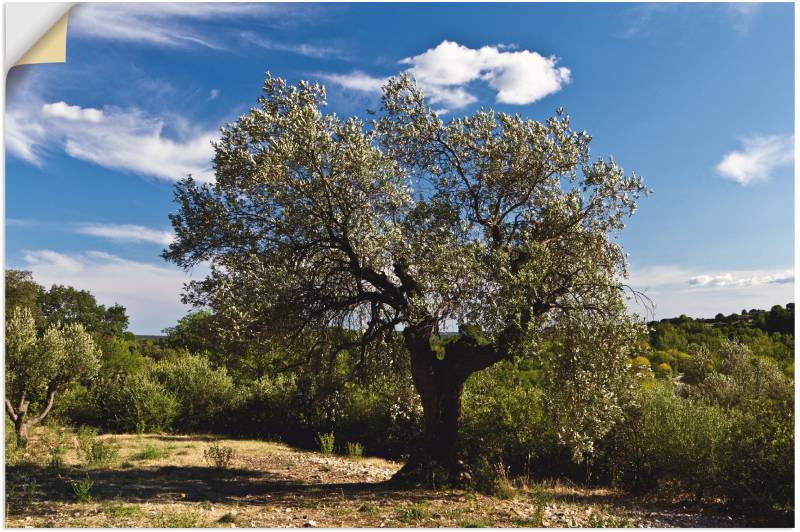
164, 74, 647, 482
5, 307, 100, 445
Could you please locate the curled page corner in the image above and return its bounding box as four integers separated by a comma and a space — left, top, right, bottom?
5, 3, 75, 71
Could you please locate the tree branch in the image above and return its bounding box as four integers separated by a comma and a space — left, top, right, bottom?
5, 399, 17, 422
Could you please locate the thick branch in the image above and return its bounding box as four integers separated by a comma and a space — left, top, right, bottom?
30, 387, 57, 426
5, 399, 17, 421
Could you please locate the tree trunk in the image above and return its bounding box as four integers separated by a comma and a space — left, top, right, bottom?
392, 329, 470, 485
14, 416, 30, 448
418, 372, 466, 469
391, 322, 509, 486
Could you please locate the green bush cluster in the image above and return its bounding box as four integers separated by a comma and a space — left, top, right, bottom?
599, 343, 794, 513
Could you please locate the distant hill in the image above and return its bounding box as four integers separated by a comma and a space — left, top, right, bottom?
135, 334, 168, 342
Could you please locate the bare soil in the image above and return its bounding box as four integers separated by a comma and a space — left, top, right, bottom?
5, 432, 775, 527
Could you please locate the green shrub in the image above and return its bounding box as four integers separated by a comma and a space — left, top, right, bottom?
76, 426, 119, 467
603, 381, 732, 498
316, 432, 335, 455
345, 441, 364, 458
151, 353, 238, 433
69, 474, 94, 502
654, 362, 673, 378
52, 384, 99, 427
203, 442, 235, 468
235, 375, 300, 439
459, 362, 562, 480
94, 373, 177, 433
723, 401, 794, 512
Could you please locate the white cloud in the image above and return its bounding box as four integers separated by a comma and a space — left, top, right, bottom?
241, 32, 345, 59
6, 108, 45, 165
21, 250, 206, 334
715, 135, 794, 185
42, 101, 104, 123
402, 41, 571, 106
319, 40, 570, 110
7, 100, 216, 182
208, 89, 220, 101
688, 270, 794, 288
626, 265, 794, 319
316, 71, 388, 93
69, 3, 294, 49
76, 224, 175, 246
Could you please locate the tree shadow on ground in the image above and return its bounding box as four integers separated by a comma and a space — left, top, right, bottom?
7, 463, 449, 509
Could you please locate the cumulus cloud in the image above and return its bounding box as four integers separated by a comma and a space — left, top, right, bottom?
402, 40, 571, 106
21, 250, 205, 334
69, 3, 299, 49
76, 224, 175, 246
7, 100, 216, 182
42, 101, 104, 123
715, 134, 794, 185
318, 40, 570, 111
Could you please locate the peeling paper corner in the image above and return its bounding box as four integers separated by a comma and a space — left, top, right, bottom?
5, 3, 75, 71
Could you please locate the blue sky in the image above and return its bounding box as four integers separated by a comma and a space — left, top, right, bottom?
5, 2, 794, 334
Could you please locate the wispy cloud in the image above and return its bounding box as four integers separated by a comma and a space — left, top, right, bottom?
76, 224, 175, 246
69, 3, 297, 49
626, 265, 794, 319
727, 3, 762, 35
7, 100, 216, 182
317, 40, 570, 111
21, 249, 206, 334
241, 32, 346, 59
688, 270, 793, 288
715, 134, 794, 185
616, 4, 671, 39
208, 89, 220, 101
315, 71, 388, 93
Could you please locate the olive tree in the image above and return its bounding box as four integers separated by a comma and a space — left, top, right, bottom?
5, 307, 100, 445
164, 74, 647, 481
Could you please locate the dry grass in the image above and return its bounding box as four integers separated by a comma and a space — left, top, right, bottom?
5, 428, 759, 528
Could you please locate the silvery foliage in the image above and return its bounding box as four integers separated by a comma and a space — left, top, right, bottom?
165, 74, 648, 456
6, 307, 100, 413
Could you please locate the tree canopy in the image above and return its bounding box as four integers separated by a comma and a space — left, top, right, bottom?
164, 74, 648, 479
5, 307, 100, 445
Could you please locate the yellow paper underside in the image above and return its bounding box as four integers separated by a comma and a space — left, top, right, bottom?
15, 11, 69, 66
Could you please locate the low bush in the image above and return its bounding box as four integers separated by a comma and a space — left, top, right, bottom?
94, 373, 178, 433
203, 442, 235, 468
600, 381, 731, 498
151, 354, 238, 433
459, 362, 564, 481
345, 441, 364, 458
69, 474, 94, 502
316, 432, 335, 455
76, 426, 119, 467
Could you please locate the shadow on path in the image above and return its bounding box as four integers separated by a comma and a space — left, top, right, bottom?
7, 463, 449, 507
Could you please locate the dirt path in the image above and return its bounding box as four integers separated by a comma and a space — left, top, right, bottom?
6, 433, 765, 527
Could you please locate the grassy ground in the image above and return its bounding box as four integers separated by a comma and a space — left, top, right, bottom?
5, 427, 767, 528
